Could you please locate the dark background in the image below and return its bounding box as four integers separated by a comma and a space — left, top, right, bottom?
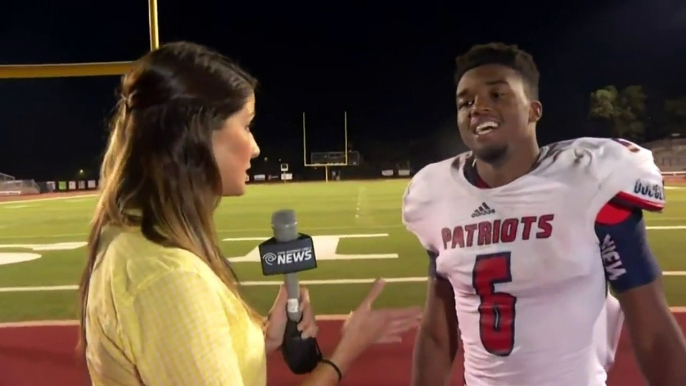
1, 0, 685, 180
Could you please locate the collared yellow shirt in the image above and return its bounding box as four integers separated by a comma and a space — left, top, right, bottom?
84, 225, 266, 386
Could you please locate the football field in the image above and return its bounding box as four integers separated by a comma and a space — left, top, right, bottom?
2, 179, 686, 321
1, 180, 686, 385
0, 180, 431, 322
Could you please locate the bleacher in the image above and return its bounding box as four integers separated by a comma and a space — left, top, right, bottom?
645, 137, 686, 172
642, 137, 686, 183
0, 172, 40, 196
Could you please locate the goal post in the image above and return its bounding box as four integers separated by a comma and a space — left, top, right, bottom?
0, 1, 160, 195
302, 110, 359, 182
0, 0, 160, 79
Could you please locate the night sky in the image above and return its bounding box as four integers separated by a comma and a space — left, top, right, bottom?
1, 0, 685, 181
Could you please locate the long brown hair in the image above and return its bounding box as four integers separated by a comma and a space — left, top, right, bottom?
78, 41, 262, 353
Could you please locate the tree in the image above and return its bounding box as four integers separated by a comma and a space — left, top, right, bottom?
589, 85, 647, 140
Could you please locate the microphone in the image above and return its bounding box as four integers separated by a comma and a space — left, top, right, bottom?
271, 210, 303, 323
258, 209, 321, 374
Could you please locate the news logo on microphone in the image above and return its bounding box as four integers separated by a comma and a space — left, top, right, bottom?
258, 233, 317, 276
263, 209, 323, 374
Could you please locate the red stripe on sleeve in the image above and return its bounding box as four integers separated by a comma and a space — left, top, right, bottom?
614, 191, 664, 212
596, 200, 633, 225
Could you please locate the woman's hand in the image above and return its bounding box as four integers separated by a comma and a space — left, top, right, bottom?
329, 278, 422, 372
265, 285, 319, 353
297, 279, 422, 386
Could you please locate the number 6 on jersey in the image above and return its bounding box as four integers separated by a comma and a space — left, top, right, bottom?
473, 252, 517, 356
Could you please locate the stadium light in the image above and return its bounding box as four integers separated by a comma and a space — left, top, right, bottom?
0, 0, 159, 79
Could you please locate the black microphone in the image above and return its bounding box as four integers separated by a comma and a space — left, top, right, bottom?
258, 209, 322, 374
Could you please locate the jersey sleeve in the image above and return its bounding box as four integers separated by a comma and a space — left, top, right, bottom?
611, 167, 665, 212
402, 173, 434, 251
402, 170, 441, 277
588, 138, 666, 215
579, 138, 665, 292
591, 138, 665, 293
595, 205, 660, 293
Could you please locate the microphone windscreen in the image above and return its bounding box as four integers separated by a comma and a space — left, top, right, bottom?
271, 209, 298, 243
272, 209, 296, 229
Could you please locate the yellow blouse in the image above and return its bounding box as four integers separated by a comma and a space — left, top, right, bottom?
84, 225, 266, 385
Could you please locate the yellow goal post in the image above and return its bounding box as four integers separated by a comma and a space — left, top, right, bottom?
302, 111, 359, 182
0, 0, 160, 79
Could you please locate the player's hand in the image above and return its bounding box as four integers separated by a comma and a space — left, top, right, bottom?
337, 279, 421, 357
264, 285, 319, 353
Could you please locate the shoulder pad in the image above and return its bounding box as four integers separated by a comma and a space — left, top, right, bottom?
614, 166, 665, 212
402, 163, 440, 227
573, 137, 654, 164
544, 137, 648, 157
402, 157, 455, 251
578, 137, 665, 212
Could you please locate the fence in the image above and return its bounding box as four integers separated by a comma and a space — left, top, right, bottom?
663, 171, 686, 184
0, 179, 40, 196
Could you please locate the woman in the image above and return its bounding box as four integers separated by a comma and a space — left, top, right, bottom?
78, 41, 421, 385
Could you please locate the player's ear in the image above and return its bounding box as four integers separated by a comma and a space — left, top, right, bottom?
528, 101, 542, 123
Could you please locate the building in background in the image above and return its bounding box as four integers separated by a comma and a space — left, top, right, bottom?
643, 135, 686, 172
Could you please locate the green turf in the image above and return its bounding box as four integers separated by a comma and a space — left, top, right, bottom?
0, 180, 685, 323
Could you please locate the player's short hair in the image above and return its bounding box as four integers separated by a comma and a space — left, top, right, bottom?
454, 42, 540, 100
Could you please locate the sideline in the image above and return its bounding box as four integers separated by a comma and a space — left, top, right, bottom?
0, 194, 96, 205
0, 314, 352, 329
4, 274, 686, 293
3, 309, 686, 329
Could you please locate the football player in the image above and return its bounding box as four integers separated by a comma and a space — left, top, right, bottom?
403, 42, 686, 385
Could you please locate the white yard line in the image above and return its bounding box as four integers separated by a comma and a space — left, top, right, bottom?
353, 186, 375, 226
0, 277, 428, 293
4, 274, 686, 294
0, 314, 355, 329
4, 309, 686, 329
0, 223, 406, 240
0, 194, 96, 205
1, 222, 683, 241
355, 186, 363, 219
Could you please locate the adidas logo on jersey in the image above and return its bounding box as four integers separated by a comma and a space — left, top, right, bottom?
471, 203, 496, 218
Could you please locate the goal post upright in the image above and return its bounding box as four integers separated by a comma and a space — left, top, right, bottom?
344, 110, 348, 165
148, 0, 160, 51
302, 112, 308, 168
0, 0, 160, 79
302, 110, 350, 182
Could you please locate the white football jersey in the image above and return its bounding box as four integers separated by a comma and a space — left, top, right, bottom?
593, 293, 624, 379
403, 137, 664, 386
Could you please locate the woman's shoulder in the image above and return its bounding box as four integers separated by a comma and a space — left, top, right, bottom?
102, 226, 214, 294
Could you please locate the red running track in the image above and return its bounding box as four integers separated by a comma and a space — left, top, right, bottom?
3, 316, 685, 386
